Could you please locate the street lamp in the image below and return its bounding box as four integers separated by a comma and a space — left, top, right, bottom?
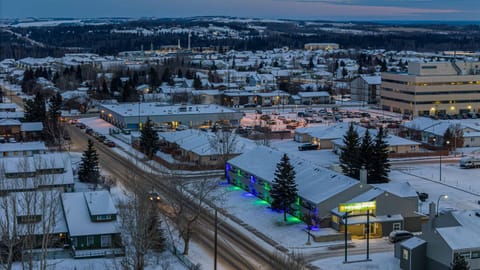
436, 194, 448, 216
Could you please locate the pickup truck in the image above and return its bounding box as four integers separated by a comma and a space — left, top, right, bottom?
460, 157, 480, 168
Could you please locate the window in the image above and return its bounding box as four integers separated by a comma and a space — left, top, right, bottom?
458, 251, 471, 259
471, 250, 480, 259
403, 249, 409, 260
96, 215, 112, 221
101, 235, 112, 248
87, 236, 94, 246
393, 222, 401, 231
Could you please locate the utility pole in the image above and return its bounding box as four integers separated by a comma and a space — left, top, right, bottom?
214, 208, 218, 270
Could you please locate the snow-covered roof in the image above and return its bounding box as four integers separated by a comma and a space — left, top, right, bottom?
0, 190, 67, 236
402, 117, 480, 136
100, 102, 238, 117
228, 146, 359, 204
436, 210, 480, 250
0, 112, 24, 119
297, 91, 330, 98
0, 119, 21, 126
21, 122, 43, 132
0, 153, 74, 190
0, 141, 47, 153
372, 182, 418, 198
360, 75, 381, 85
62, 192, 119, 237
0, 103, 18, 110
159, 129, 256, 156
401, 237, 426, 250
84, 191, 118, 216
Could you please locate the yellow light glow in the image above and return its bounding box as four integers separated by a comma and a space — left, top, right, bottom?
339, 201, 376, 212
450, 106, 455, 111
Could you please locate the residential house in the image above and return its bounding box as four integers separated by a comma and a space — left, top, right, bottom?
0, 141, 47, 157
0, 190, 68, 255
61, 191, 123, 258
397, 206, 480, 270
0, 153, 74, 193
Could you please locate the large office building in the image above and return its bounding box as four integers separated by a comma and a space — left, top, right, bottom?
99, 102, 243, 130
381, 61, 480, 117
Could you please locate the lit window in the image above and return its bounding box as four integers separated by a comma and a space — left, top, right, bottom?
403, 249, 409, 260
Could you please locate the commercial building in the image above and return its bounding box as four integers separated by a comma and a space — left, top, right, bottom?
304, 43, 339, 51
350, 75, 381, 105
99, 102, 243, 130
381, 61, 480, 116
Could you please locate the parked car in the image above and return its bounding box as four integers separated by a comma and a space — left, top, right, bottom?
104, 140, 116, 147
298, 143, 319, 151
389, 230, 414, 243
75, 122, 86, 129
85, 128, 94, 135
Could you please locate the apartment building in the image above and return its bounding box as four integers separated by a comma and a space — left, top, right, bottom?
381, 61, 480, 116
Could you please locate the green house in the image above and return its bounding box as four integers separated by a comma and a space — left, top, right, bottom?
61, 191, 123, 258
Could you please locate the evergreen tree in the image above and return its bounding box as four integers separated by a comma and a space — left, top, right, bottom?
359, 129, 374, 174
48, 92, 62, 121
340, 123, 360, 178
177, 68, 183, 78
451, 253, 470, 270
110, 75, 122, 95
78, 139, 100, 183
308, 57, 314, 70
101, 80, 109, 97
24, 92, 46, 122
148, 67, 160, 89
75, 66, 83, 82
139, 118, 159, 159
193, 75, 202, 90
161, 68, 171, 84
270, 154, 298, 222
369, 126, 390, 183
47, 92, 63, 144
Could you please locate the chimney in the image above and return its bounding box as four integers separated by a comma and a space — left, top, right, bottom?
360, 166, 367, 185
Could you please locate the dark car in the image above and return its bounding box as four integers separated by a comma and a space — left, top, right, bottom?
75, 122, 86, 129
389, 230, 414, 243
298, 143, 319, 151
148, 192, 161, 202
104, 140, 116, 147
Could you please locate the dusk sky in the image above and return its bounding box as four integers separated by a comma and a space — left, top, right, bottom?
2, 0, 480, 21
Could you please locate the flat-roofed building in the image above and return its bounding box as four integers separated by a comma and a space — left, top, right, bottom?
304, 43, 339, 51
99, 102, 243, 130
381, 61, 480, 117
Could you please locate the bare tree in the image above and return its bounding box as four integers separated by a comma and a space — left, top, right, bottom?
208, 129, 241, 169
118, 169, 165, 270
168, 177, 224, 255
0, 156, 65, 270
